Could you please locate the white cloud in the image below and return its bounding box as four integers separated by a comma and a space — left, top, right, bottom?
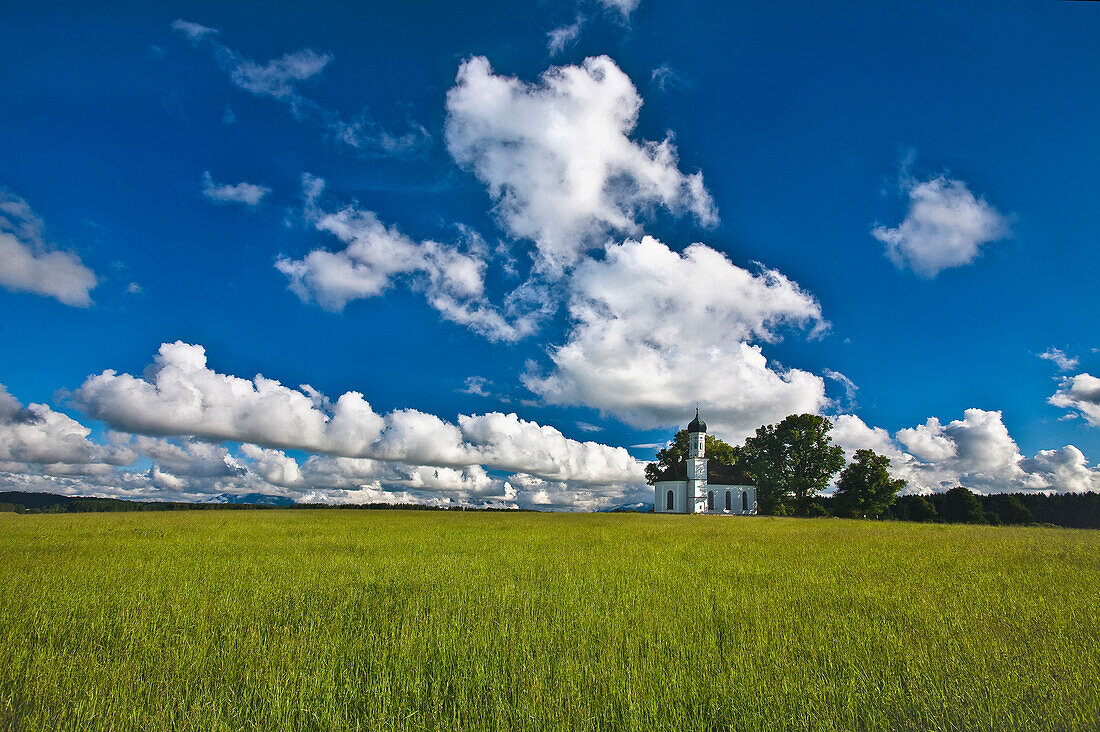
226, 48, 331, 106
832, 410, 1099, 494
0, 190, 97, 306
73, 341, 387, 455
650, 63, 686, 92
548, 15, 586, 56
460, 376, 491, 397
1020, 446, 1100, 493
174, 21, 428, 156
524, 236, 828, 441
170, 19, 217, 41
276, 176, 533, 342
201, 171, 270, 207
69, 342, 645, 493
445, 55, 716, 273
823, 369, 858, 409
594, 0, 640, 20
0, 385, 131, 466
1038, 348, 1079, 372
872, 171, 1010, 277
1049, 373, 1100, 426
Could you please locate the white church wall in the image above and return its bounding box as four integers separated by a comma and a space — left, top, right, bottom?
654, 481, 687, 513
655, 482, 757, 514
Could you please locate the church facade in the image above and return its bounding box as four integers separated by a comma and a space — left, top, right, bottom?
654, 410, 757, 515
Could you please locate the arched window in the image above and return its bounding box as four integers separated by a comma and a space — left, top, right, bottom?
725, 491, 732, 511
707, 490, 714, 511
666, 489, 674, 511
742, 491, 749, 512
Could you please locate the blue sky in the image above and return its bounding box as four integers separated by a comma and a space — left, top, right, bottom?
1, 0, 1098, 507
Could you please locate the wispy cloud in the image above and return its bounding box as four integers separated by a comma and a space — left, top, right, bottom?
201, 171, 271, 207
172, 20, 429, 156
651, 63, 687, 91
1038, 348, 1079, 372
461, 376, 491, 397
548, 14, 586, 56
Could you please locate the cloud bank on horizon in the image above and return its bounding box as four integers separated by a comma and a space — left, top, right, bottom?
2, 9, 1099, 508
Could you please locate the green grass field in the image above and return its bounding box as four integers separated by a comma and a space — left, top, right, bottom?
0, 511, 1097, 731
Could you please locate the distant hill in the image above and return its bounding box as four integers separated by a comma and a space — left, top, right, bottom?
207, 493, 296, 507
598, 502, 654, 513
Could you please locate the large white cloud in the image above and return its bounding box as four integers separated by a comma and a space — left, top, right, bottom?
0, 385, 130, 467
832, 410, 1099, 494
0, 190, 98, 307
445, 55, 716, 273
1049, 373, 1100, 426
276, 176, 533, 342
1, 365, 644, 509
72, 342, 390, 455
70, 342, 645, 490
525, 236, 828, 441
872, 172, 1010, 277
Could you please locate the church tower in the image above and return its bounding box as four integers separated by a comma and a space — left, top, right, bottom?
686, 408, 708, 513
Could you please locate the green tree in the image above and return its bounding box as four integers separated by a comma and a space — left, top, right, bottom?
644, 430, 739, 485
988, 494, 1035, 525
739, 414, 845, 515
833, 449, 906, 519
940, 486, 986, 524
897, 495, 938, 523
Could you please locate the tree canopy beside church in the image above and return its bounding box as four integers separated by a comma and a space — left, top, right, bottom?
644, 430, 739, 485
833, 449, 907, 519
738, 414, 846, 515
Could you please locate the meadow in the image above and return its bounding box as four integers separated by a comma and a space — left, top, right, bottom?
0, 510, 1097, 731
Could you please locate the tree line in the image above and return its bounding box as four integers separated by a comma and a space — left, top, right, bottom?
646, 413, 1100, 529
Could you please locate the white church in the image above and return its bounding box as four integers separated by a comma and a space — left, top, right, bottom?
653, 410, 758, 515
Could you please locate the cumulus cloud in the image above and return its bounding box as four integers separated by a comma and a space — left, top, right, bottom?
0, 190, 98, 306
73, 341, 387, 454
173, 20, 428, 156
276, 176, 532, 341
1049, 373, 1100, 426
445, 55, 716, 273
832, 410, 1099, 494
1038, 348, 1079, 372
548, 15, 586, 56
872, 169, 1010, 277
0, 385, 131, 467
524, 236, 828, 440
70, 342, 645, 491
201, 171, 270, 207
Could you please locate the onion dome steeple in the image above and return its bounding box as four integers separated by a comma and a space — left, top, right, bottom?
687, 407, 707, 434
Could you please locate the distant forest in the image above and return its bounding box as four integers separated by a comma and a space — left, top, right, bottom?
815, 490, 1100, 530
2, 490, 1100, 529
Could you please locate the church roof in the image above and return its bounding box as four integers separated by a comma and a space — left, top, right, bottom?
687, 408, 707, 433
653, 459, 752, 485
